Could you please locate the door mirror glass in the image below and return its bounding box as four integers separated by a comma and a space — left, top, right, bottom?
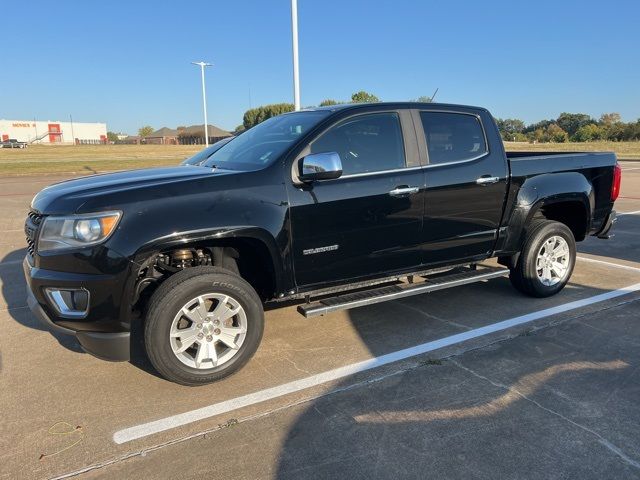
299, 152, 343, 182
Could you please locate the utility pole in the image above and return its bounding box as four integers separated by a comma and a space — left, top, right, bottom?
69, 114, 76, 145
291, 0, 301, 110
191, 61, 212, 146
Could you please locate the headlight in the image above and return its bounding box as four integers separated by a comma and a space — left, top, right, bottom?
38, 211, 121, 252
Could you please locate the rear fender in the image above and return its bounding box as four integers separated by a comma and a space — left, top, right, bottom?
497, 172, 593, 254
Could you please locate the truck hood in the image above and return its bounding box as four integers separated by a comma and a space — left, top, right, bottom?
31, 165, 235, 214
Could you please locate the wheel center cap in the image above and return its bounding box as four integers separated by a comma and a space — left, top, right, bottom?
202, 322, 214, 335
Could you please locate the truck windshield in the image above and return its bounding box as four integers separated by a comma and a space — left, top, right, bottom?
181, 137, 234, 166
201, 111, 330, 170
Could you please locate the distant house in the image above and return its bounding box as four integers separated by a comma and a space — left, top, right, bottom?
120, 135, 142, 145
177, 124, 232, 145
144, 127, 179, 145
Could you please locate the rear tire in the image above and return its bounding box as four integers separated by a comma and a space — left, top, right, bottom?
509, 220, 576, 298
144, 266, 264, 386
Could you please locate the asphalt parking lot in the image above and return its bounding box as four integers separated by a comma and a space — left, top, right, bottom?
1, 164, 640, 479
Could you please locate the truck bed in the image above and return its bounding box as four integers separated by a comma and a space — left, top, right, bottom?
506, 150, 616, 161
506, 150, 617, 237
507, 151, 617, 175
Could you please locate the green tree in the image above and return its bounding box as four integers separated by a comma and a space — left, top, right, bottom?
523, 119, 556, 134
527, 124, 567, 143
496, 118, 526, 141
415, 95, 432, 103
598, 113, 624, 141
319, 99, 341, 106
513, 132, 529, 142
243, 103, 295, 129
546, 124, 569, 143
350, 90, 380, 103
622, 120, 640, 141
604, 122, 626, 141
529, 128, 549, 143
572, 124, 603, 142
138, 126, 154, 137
599, 113, 622, 126
233, 124, 246, 134
556, 113, 593, 137
106, 131, 119, 142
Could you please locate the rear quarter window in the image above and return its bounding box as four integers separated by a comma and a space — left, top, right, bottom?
419, 112, 487, 165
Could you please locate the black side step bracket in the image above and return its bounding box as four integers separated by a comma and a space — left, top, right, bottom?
297, 266, 509, 318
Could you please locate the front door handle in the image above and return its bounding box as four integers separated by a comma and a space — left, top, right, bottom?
389, 186, 420, 196
476, 176, 500, 186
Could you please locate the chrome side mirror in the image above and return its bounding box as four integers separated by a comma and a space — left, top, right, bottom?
299, 152, 342, 182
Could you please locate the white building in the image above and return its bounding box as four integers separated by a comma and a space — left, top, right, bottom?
0, 119, 107, 145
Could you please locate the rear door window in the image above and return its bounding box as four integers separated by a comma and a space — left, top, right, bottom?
419, 112, 487, 165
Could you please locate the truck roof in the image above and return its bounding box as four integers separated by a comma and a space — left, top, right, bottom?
304, 101, 488, 113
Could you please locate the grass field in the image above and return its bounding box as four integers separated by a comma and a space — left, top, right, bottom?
0, 144, 202, 175
0, 141, 638, 175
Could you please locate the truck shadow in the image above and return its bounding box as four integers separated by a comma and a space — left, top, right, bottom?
272, 212, 640, 477
272, 275, 638, 479
0, 248, 84, 353
578, 214, 640, 263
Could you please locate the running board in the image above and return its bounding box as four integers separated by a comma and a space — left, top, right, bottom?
297, 266, 509, 318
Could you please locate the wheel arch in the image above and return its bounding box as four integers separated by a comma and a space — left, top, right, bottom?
497, 172, 593, 258
128, 226, 286, 309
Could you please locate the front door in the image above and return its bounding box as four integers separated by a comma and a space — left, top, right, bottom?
415, 110, 509, 265
287, 111, 425, 289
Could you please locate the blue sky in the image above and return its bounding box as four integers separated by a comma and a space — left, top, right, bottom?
1, 0, 638, 134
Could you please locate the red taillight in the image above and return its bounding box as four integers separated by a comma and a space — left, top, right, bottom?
611, 163, 622, 201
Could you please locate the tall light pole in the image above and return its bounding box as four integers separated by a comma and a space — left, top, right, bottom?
290, 0, 301, 111
69, 114, 76, 145
191, 61, 212, 146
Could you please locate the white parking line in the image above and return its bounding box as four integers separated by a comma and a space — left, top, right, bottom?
577, 256, 640, 273
113, 281, 640, 445
619, 210, 640, 216
621, 167, 640, 171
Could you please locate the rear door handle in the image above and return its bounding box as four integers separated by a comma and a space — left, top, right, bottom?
389, 186, 420, 196
476, 176, 500, 185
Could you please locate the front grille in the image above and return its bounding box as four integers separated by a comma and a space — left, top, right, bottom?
27, 211, 44, 226
25, 211, 44, 256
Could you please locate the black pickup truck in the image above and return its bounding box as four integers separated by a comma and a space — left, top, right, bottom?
24, 102, 620, 385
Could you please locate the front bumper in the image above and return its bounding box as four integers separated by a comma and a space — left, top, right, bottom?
24, 257, 130, 361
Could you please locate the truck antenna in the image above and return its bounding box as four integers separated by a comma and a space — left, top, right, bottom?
430, 88, 439, 102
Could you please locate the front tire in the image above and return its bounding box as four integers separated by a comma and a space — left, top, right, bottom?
509, 220, 576, 298
144, 266, 264, 386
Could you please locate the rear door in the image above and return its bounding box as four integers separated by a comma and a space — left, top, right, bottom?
414, 109, 508, 265
287, 109, 425, 288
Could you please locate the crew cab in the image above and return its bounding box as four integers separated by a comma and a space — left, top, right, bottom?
24, 102, 620, 385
